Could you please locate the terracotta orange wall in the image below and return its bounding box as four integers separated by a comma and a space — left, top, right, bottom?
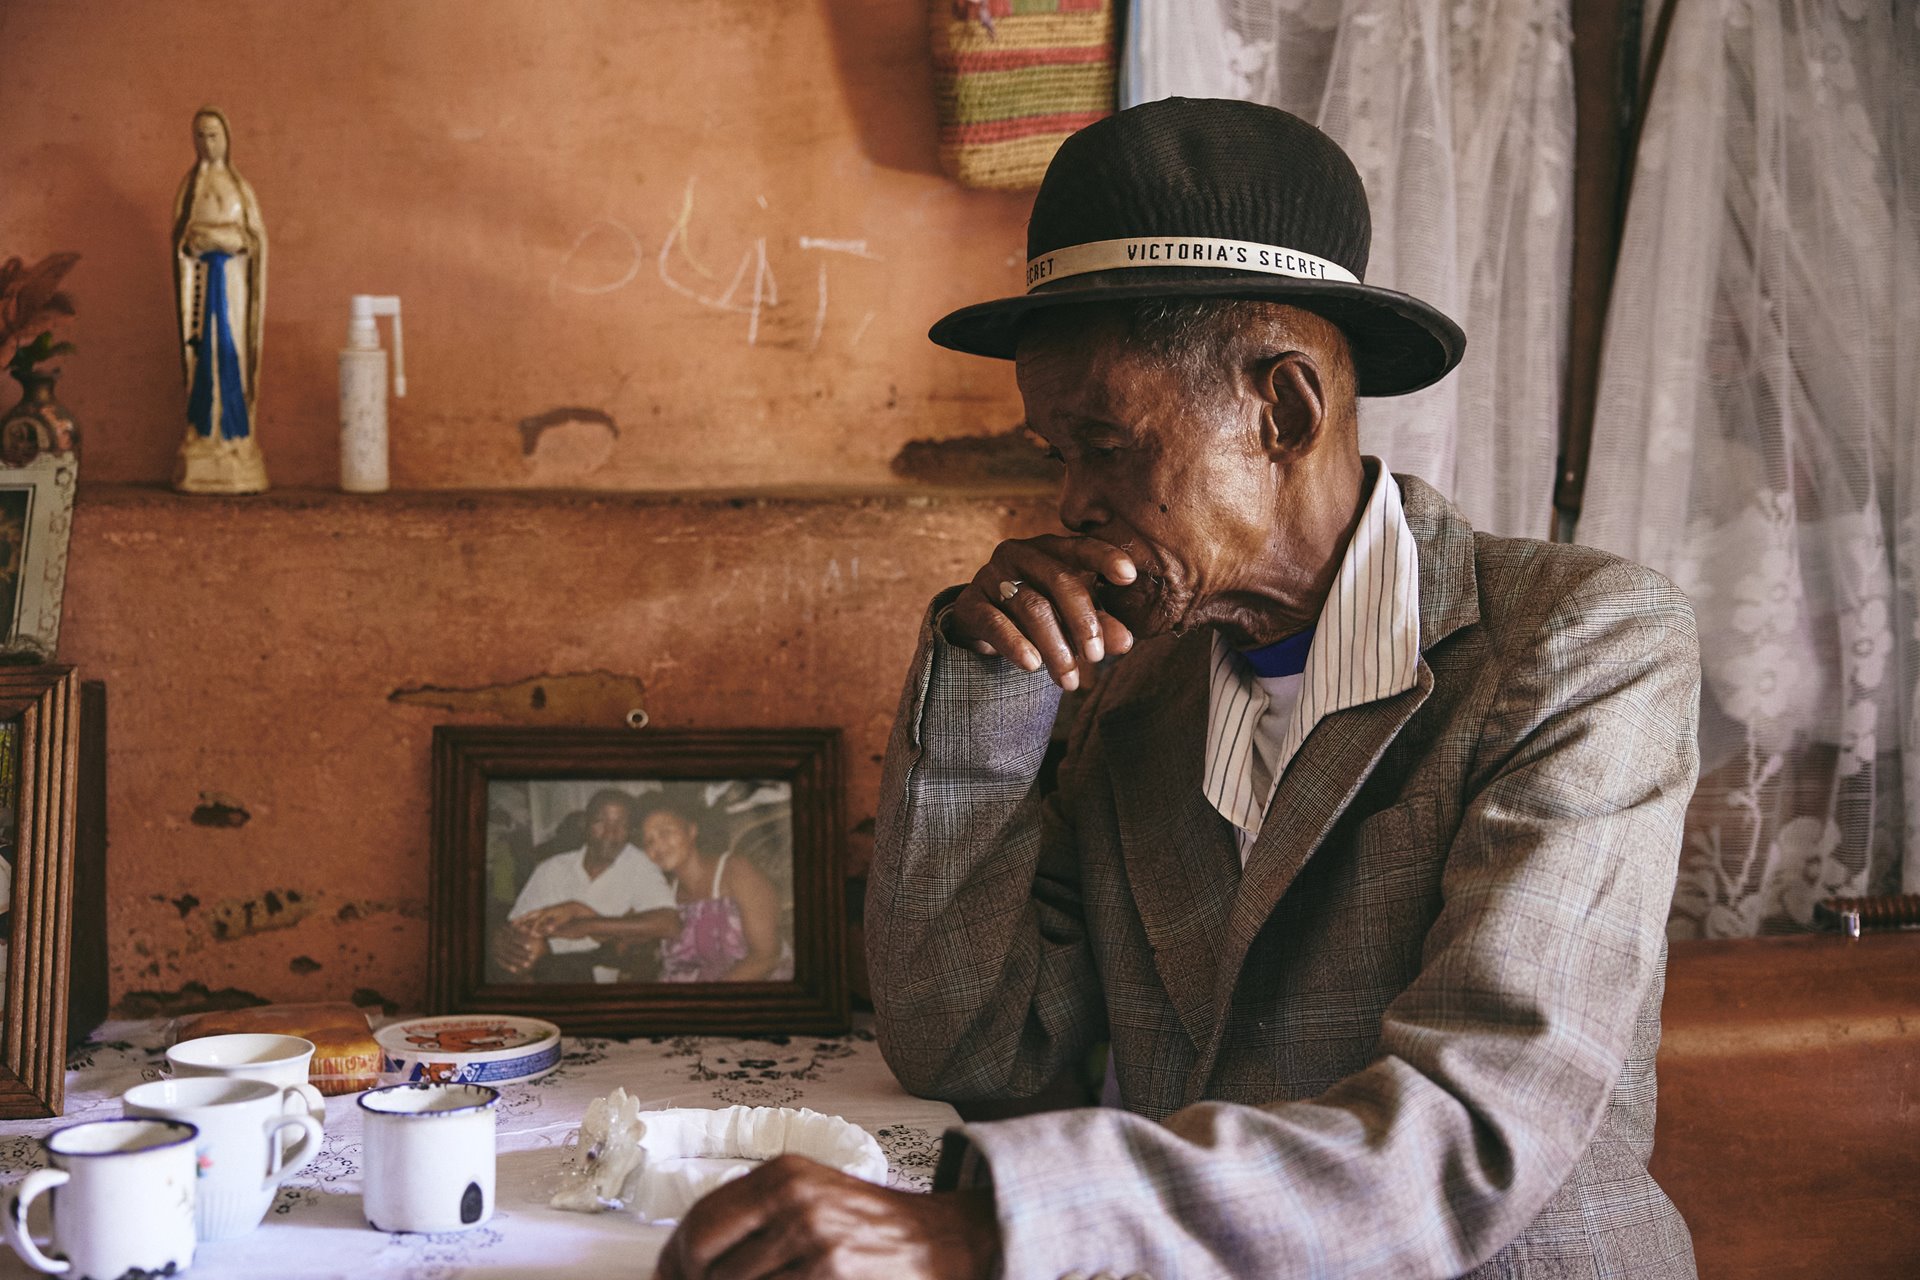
0, 1, 1067, 1012
65, 488, 1053, 1012
0, 0, 1030, 489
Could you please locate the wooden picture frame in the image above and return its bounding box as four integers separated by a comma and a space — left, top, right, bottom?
0, 455, 76, 662
0, 666, 78, 1118
429, 726, 847, 1036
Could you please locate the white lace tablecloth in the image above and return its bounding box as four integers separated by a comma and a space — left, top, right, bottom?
0, 1018, 958, 1279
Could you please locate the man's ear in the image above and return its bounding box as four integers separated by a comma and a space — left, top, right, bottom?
1254, 350, 1326, 460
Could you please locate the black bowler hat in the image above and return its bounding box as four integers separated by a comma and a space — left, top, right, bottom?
928, 97, 1465, 397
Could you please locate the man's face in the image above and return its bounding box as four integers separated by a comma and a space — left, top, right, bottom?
585, 799, 630, 857
1016, 312, 1278, 638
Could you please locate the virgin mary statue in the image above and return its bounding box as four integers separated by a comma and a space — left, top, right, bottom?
172, 107, 268, 493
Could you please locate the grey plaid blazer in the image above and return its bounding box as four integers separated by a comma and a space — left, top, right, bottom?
868, 476, 1701, 1279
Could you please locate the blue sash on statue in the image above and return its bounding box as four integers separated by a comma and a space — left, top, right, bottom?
186, 250, 251, 441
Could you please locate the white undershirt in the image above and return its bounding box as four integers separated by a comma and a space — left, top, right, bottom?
1241, 671, 1307, 861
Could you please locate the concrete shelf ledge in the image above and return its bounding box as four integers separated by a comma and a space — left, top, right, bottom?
76, 481, 1058, 512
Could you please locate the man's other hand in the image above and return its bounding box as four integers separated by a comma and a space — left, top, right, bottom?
654, 1155, 998, 1280
946, 534, 1136, 691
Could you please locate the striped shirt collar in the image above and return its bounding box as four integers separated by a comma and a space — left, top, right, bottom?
1202, 464, 1423, 845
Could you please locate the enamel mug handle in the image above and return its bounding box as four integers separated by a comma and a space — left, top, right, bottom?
262, 1110, 325, 1187
282, 1081, 327, 1126
3, 1169, 72, 1274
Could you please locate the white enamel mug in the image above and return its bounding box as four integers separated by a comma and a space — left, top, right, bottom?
166, 1033, 327, 1124
359, 1082, 498, 1234
124, 1076, 325, 1240
2, 1118, 199, 1277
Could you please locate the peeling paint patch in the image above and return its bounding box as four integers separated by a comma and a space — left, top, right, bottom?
329, 898, 430, 924
518, 405, 618, 455
519, 408, 619, 479
891, 424, 1059, 485
288, 956, 322, 975
207, 889, 313, 942
388, 670, 647, 721
191, 793, 252, 827
116, 983, 265, 1019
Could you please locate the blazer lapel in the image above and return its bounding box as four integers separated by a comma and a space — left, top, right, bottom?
1101, 630, 1241, 1049
1192, 473, 1482, 1081
1209, 670, 1433, 1027
1397, 472, 1481, 653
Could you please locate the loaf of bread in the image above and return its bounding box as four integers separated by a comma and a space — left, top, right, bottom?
176, 1002, 381, 1095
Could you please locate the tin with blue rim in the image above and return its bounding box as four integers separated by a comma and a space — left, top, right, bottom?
373, 1015, 561, 1087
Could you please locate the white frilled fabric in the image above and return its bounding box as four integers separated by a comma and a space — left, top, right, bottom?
550, 1092, 888, 1223
0, 1021, 957, 1280
1579, 0, 1920, 936
1120, 0, 1575, 540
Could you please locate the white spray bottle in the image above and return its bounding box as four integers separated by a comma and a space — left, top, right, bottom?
339, 295, 405, 493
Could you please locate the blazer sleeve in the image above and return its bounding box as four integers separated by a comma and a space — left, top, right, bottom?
939, 563, 1702, 1280
866, 591, 1109, 1100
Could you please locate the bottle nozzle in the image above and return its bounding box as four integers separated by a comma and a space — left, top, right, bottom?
347, 295, 405, 397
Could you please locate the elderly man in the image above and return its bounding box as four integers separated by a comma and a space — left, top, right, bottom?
658, 99, 1699, 1279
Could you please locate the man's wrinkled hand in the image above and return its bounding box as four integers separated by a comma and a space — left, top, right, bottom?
654, 1154, 998, 1280
945, 533, 1136, 691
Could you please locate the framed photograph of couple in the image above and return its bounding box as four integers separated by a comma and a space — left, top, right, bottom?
428, 726, 847, 1035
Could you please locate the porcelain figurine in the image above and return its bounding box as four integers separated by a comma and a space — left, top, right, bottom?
172, 106, 269, 493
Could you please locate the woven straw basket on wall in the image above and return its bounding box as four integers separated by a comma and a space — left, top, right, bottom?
930, 0, 1118, 191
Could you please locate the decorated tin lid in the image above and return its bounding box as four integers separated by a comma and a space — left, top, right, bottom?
374, 1015, 562, 1088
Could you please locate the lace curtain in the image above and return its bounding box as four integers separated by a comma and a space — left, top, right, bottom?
1579, 0, 1920, 936
1121, 0, 1574, 540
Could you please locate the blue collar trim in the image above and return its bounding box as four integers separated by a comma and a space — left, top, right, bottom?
1242, 628, 1314, 677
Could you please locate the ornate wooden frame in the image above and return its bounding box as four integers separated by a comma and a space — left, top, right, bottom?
0, 455, 76, 662
429, 726, 847, 1036
0, 666, 78, 1118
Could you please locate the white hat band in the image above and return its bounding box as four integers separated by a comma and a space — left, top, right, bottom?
1025, 236, 1359, 291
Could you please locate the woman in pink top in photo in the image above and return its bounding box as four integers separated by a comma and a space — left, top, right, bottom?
637, 794, 791, 982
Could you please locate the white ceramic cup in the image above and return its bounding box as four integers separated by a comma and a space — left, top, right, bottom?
166, 1033, 327, 1124
123, 1076, 325, 1240
358, 1082, 498, 1234
2, 1118, 199, 1277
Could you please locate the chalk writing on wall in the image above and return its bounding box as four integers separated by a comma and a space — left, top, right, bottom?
551, 177, 884, 352
550, 220, 644, 297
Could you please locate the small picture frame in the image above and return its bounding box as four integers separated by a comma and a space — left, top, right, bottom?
429, 726, 848, 1036
0, 454, 76, 662
0, 665, 79, 1118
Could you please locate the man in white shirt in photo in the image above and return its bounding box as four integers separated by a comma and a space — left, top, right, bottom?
495, 788, 677, 984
